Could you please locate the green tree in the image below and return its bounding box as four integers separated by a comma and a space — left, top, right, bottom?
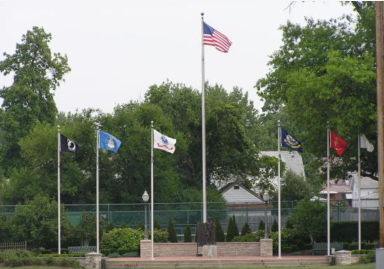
291, 200, 326, 245
145, 82, 277, 190
281, 171, 312, 201
184, 226, 192, 242
167, 220, 177, 242
215, 219, 225, 242
75, 213, 97, 246
256, 3, 377, 179
11, 195, 73, 249
226, 216, 239, 242
0, 27, 70, 173
258, 220, 265, 231
271, 219, 278, 232
241, 222, 252, 236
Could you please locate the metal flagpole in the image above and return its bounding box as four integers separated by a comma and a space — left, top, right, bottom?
327, 125, 331, 256
57, 125, 61, 255
277, 121, 281, 258
358, 134, 362, 250
151, 121, 154, 260
96, 123, 100, 254
201, 12, 207, 223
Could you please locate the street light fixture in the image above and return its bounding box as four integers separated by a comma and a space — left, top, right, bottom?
263, 191, 270, 239
142, 190, 150, 240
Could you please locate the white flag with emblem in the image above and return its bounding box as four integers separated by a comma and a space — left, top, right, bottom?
360, 134, 374, 152
153, 129, 176, 154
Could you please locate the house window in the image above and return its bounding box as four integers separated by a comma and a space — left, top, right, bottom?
234, 185, 240, 190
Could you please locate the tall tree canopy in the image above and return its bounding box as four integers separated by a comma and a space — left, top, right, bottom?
0, 81, 278, 204
256, 2, 377, 179
0, 27, 70, 172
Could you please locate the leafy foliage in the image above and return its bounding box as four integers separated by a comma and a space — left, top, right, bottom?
271, 220, 278, 232
226, 216, 239, 242
290, 200, 326, 244
256, 3, 377, 179
241, 222, 252, 236
258, 220, 265, 231
184, 226, 192, 242
167, 220, 178, 242
10, 195, 73, 249
233, 231, 265, 242
281, 171, 312, 201
100, 228, 143, 255
0, 27, 70, 173
215, 219, 225, 242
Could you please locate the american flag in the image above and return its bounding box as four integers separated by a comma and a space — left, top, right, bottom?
203, 22, 232, 53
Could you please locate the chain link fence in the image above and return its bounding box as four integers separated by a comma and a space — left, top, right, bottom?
0, 200, 379, 236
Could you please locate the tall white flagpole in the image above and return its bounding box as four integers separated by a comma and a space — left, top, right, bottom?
57, 125, 61, 255
358, 134, 362, 250
96, 123, 100, 254
151, 121, 154, 259
327, 125, 331, 256
201, 13, 207, 223
277, 120, 281, 258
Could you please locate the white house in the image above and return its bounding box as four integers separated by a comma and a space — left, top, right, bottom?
350, 173, 379, 209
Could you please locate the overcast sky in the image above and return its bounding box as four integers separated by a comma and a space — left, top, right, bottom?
0, 0, 354, 114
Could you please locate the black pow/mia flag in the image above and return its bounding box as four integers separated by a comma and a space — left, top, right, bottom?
60, 134, 81, 154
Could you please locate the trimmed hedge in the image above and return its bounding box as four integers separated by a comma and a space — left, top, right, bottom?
0, 250, 80, 267
331, 221, 379, 242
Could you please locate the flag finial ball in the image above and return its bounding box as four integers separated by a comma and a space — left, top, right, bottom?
201, 12, 204, 17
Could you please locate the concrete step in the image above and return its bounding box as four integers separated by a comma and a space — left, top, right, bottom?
106, 257, 330, 268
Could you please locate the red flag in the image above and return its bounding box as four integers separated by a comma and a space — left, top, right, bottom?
330, 130, 346, 156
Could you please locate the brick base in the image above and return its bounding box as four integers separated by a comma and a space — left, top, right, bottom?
140, 240, 266, 257
260, 239, 273, 257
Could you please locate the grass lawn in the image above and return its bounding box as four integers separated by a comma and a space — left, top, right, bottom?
2, 265, 375, 269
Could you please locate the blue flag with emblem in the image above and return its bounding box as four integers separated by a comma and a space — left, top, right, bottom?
99, 130, 121, 153
281, 128, 302, 152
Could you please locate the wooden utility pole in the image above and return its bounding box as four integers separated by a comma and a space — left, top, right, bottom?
376, 1, 384, 247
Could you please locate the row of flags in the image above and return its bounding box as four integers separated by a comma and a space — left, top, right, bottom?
280, 128, 374, 154
60, 129, 176, 154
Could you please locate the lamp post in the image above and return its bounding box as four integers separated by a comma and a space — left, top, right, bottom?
263, 191, 270, 239
142, 190, 150, 240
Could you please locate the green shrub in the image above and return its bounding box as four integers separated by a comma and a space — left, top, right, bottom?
108, 252, 121, 258
0, 250, 35, 267
154, 220, 162, 230
215, 219, 225, 242
241, 222, 251, 236
121, 252, 138, 257
184, 226, 192, 242
149, 229, 169, 243
106, 222, 115, 232
269, 229, 311, 254
137, 222, 144, 231
56, 257, 80, 267
233, 231, 265, 242
120, 223, 129, 229
226, 216, 239, 242
44, 256, 56, 266
101, 227, 143, 255
359, 251, 375, 263
39, 253, 85, 258
271, 220, 278, 232
167, 220, 178, 242
258, 220, 265, 231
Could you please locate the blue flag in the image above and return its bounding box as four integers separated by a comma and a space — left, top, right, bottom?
281, 128, 302, 152
99, 130, 121, 153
